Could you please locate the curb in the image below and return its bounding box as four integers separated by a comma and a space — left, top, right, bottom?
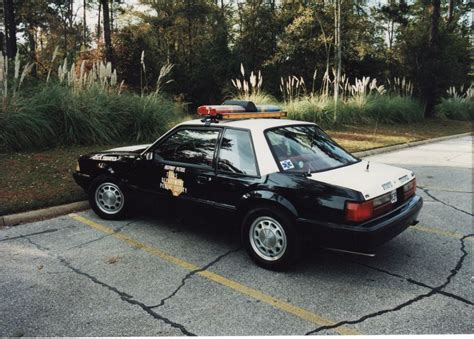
0, 201, 90, 227
353, 132, 472, 158
1, 132, 471, 227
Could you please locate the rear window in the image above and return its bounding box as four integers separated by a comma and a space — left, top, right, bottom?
265, 125, 359, 173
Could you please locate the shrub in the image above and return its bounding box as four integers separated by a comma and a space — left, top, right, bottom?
0, 83, 186, 152
436, 98, 474, 121
284, 95, 423, 127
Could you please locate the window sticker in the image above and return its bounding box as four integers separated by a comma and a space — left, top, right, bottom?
280, 159, 295, 170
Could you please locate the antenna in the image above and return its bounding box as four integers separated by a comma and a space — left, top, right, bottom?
366, 161, 370, 172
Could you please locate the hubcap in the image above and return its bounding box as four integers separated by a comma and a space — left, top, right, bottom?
249, 216, 287, 261
95, 183, 124, 214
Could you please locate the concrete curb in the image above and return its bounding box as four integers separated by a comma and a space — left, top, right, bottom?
353, 132, 472, 158
0, 201, 90, 227
1, 132, 471, 227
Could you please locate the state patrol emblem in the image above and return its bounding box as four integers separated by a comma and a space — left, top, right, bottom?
161, 170, 187, 197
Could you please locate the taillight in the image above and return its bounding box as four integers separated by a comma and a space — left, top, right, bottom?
346, 201, 373, 222
403, 178, 416, 200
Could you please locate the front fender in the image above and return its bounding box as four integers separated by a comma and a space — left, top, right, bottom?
237, 190, 298, 218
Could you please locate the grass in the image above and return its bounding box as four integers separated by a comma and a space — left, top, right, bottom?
328, 119, 471, 152
0, 144, 125, 216
0, 119, 470, 216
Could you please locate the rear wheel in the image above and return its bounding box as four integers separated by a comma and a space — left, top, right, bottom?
242, 207, 300, 270
89, 176, 129, 220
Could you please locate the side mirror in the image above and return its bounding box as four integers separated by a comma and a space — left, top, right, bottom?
144, 152, 154, 161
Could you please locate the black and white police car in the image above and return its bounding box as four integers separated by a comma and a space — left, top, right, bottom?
73, 102, 422, 270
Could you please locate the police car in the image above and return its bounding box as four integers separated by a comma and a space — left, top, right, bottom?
73, 101, 423, 270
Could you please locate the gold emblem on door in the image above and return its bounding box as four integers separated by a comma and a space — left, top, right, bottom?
161, 170, 187, 197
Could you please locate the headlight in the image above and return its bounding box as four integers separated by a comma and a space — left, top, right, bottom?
75, 161, 80, 172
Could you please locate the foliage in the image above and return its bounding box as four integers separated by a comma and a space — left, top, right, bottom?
435, 85, 474, 121
284, 95, 423, 127
436, 98, 474, 121
0, 83, 185, 152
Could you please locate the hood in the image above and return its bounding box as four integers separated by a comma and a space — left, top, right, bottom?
85, 144, 151, 162
106, 144, 151, 153
308, 161, 414, 200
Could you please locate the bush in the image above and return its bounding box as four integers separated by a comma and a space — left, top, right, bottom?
436, 98, 474, 121
233, 92, 278, 105
284, 95, 423, 127
0, 84, 186, 152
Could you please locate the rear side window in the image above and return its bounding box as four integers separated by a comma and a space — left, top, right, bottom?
154, 128, 219, 167
218, 129, 258, 176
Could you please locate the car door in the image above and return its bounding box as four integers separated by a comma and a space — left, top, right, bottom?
134, 126, 221, 207
210, 128, 263, 212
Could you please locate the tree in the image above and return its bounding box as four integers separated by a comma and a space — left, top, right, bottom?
234, 0, 279, 71
3, 0, 17, 58
423, 0, 441, 118
333, 0, 341, 121
101, 0, 114, 67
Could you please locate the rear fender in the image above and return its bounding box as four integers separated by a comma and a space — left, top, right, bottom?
237, 190, 298, 220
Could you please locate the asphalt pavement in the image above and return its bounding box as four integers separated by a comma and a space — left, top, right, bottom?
1, 136, 472, 336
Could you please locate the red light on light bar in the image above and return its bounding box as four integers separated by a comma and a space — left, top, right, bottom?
197, 105, 246, 116
346, 201, 374, 222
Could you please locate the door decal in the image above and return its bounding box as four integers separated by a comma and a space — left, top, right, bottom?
160, 165, 187, 197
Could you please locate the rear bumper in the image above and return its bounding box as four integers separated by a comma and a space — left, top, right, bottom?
297, 195, 423, 252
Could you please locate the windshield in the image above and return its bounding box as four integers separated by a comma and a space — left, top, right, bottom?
265, 125, 359, 173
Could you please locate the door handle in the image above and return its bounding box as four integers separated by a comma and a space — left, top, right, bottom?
196, 175, 211, 184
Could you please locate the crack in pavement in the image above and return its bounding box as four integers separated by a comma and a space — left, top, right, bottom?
305, 233, 473, 335
19, 232, 196, 336
67, 221, 135, 250
351, 261, 473, 306
148, 247, 241, 309
0, 229, 58, 242
417, 186, 473, 217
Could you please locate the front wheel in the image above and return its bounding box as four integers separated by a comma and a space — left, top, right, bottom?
89, 176, 129, 220
241, 207, 300, 270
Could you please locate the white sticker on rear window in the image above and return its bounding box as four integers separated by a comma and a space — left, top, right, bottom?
280, 159, 295, 170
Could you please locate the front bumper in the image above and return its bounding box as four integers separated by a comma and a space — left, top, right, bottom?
297, 195, 423, 252
73, 172, 92, 190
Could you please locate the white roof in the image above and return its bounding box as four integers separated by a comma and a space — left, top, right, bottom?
179, 118, 314, 132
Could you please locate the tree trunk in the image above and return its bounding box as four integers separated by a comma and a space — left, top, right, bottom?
333, 0, 341, 122
102, 0, 115, 67
447, 0, 454, 26
0, 32, 4, 56
3, 0, 17, 59
423, 0, 441, 119
83, 0, 87, 46
110, 0, 114, 32
97, 1, 102, 40
28, 26, 37, 77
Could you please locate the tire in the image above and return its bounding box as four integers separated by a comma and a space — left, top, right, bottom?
88, 175, 129, 220
241, 207, 301, 270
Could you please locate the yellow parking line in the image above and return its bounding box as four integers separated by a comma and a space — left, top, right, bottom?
69, 213, 359, 335
411, 225, 473, 241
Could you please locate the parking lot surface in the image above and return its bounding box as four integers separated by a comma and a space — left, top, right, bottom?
1, 136, 472, 336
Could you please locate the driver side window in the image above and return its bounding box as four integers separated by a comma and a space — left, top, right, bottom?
154, 128, 219, 167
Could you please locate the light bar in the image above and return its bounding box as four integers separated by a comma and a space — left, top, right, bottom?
220, 111, 287, 119
197, 103, 286, 120
197, 105, 246, 116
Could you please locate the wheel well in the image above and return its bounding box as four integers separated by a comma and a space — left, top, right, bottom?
237, 200, 296, 223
